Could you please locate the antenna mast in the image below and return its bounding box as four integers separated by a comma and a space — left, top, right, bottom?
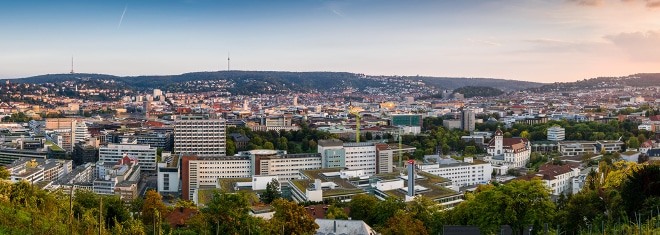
70, 57, 75, 74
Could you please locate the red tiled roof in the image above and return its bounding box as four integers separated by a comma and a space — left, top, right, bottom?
164, 207, 198, 229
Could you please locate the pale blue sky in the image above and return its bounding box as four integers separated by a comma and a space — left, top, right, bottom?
1, 0, 660, 82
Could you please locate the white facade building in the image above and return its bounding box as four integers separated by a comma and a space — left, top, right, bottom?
419, 157, 492, 187
547, 125, 566, 141
318, 140, 379, 176
174, 115, 226, 157
99, 144, 157, 171
484, 129, 531, 168
157, 153, 180, 194
518, 164, 579, 195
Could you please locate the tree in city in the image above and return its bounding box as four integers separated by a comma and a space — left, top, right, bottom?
141, 190, 168, 227
627, 136, 641, 149
0, 166, 9, 180
325, 205, 348, 220
226, 138, 236, 155
194, 191, 263, 235
379, 209, 429, 235
263, 141, 275, 150
441, 179, 555, 235
174, 199, 197, 209
464, 146, 476, 157
261, 179, 281, 204
348, 194, 379, 222
267, 198, 318, 235
371, 197, 406, 226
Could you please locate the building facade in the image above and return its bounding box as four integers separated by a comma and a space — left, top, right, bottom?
99, 144, 157, 171
174, 115, 226, 157
547, 125, 565, 141
484, 129, 531, 168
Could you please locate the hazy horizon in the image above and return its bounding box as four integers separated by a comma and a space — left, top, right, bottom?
2, 0, 660, 82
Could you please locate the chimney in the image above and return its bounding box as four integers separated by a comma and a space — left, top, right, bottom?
408, 160, 415, 197
315, 179, 322, 190
334, 221, 337, 233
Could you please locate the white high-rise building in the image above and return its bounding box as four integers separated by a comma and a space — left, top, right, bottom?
99, 144, 158, 171
547, 125, 566, 141
318, 140, 378, 175
72, 120, 91, 146
174, 115, 226, 157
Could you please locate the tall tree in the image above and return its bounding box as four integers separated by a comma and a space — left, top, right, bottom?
0, 166, 9, 180
379, 210, 429, 235
199, 191, 262, 235
267, 199, 318, 235
444, 179, 555, 235
141, 190, 168, 227
261, 179, 281, 204
348, 194, 379, 222
325, 205, 348, 220
226, 138, 236, 155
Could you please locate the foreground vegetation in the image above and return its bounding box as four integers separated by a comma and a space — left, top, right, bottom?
2, 159, 660, 234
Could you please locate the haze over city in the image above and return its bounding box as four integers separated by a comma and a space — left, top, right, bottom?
2, 0, 660, 82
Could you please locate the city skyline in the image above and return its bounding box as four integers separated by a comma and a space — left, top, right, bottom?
1, 0, 660, 82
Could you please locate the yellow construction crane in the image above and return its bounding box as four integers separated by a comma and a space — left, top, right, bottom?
348, 104, 362, 142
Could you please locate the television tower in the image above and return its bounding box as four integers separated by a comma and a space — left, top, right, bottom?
70, 57, 75, 74
227, 53, 230, 71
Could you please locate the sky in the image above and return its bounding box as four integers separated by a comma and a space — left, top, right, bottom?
1, 0, 660, 83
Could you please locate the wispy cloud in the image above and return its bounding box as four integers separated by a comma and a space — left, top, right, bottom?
323, 1, 348, 18
466, 38, 501, 46
605, 30, 660, 61
118, 6, 127, 29
646, 0, 660, 7
567, 0, 660, 8
567, 0, 604, 6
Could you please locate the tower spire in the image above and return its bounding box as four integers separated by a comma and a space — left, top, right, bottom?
70, 57, 75, 74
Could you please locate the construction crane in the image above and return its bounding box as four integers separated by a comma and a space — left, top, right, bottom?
348, 104, 362, 142
398, 126, 403, 167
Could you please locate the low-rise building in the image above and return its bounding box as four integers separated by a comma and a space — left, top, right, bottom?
515, 164, 580, 195
419, 157, 492, 187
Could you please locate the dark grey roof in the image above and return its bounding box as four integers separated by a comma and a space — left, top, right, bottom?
647, 149, 660, 157
228, 133, 250, 142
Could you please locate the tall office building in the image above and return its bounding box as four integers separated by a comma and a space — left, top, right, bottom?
174, 115, 226, 157
461, 109, 476, 132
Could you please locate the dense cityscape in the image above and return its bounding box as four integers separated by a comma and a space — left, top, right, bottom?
0, 72, 659, 234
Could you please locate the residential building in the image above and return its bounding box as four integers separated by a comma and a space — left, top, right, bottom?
515, 164, 579, 195
99, 144, 157, 171
174, 115, 226, 157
